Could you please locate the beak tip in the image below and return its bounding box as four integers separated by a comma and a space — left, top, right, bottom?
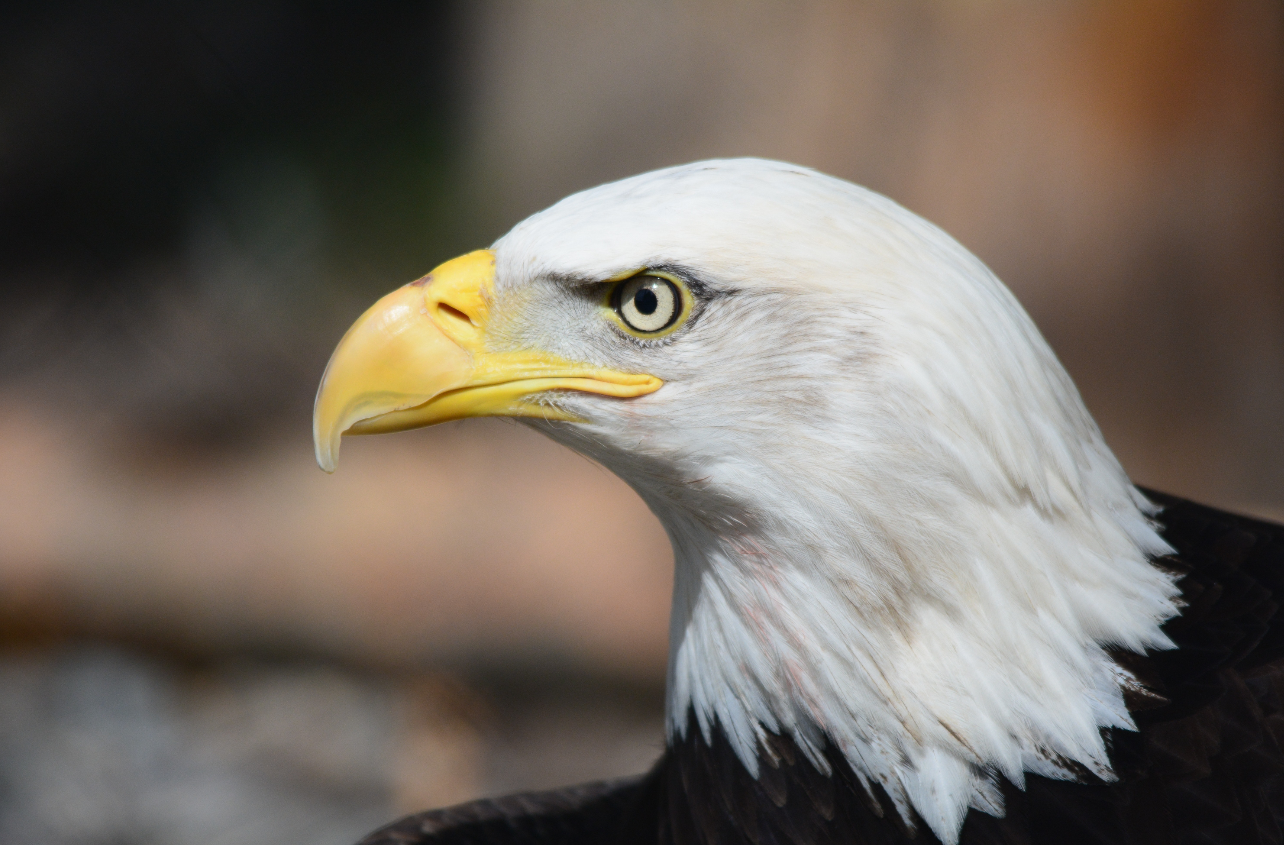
313, 416, 341, 473
315, 443, 338, 474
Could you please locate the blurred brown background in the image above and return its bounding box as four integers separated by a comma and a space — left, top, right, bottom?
0, 1, 1280, 843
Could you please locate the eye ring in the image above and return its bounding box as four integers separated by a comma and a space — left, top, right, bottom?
608, 273, 690, 337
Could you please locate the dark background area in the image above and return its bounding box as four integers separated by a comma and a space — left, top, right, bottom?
1, 2, 474, 449
2, 2, 462, 277
0, 2, 1280, 844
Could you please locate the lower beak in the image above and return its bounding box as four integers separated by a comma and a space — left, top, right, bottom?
312, 249, 661, 472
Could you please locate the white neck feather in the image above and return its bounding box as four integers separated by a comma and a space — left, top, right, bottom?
655, 471, 1175, 844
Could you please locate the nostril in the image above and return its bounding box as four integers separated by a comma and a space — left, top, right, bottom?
436, 302, 477, 329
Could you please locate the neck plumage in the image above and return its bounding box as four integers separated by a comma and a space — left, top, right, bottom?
653, 475, 1180, 845
525, 252, 1184, 843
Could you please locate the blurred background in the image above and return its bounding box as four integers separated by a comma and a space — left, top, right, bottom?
0, 1, 1280, 843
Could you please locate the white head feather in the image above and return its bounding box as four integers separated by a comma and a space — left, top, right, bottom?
489, 159, 1180, 844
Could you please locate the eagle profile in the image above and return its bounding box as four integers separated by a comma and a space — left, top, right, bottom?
313, 159, 1284, 845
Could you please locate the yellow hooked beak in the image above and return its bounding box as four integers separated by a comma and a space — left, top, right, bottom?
313, 249, 662, 472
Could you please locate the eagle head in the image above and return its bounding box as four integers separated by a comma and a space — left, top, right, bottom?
314, 159, 1180, 844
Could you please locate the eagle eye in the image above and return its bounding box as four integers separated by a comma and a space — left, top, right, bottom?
610, 274, 688, 336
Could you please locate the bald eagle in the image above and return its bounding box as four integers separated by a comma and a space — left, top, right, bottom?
314, 160, 1284, 845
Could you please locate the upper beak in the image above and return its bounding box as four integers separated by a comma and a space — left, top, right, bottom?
313, 249, 662, 472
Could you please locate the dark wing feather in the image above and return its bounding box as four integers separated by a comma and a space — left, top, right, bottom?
356, 777, 653, 845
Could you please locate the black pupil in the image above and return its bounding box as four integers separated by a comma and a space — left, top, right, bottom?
634, 287, 659, 315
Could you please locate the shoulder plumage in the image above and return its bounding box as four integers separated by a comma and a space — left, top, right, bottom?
652, 493, 1284, 845
356, 777, 651, 845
